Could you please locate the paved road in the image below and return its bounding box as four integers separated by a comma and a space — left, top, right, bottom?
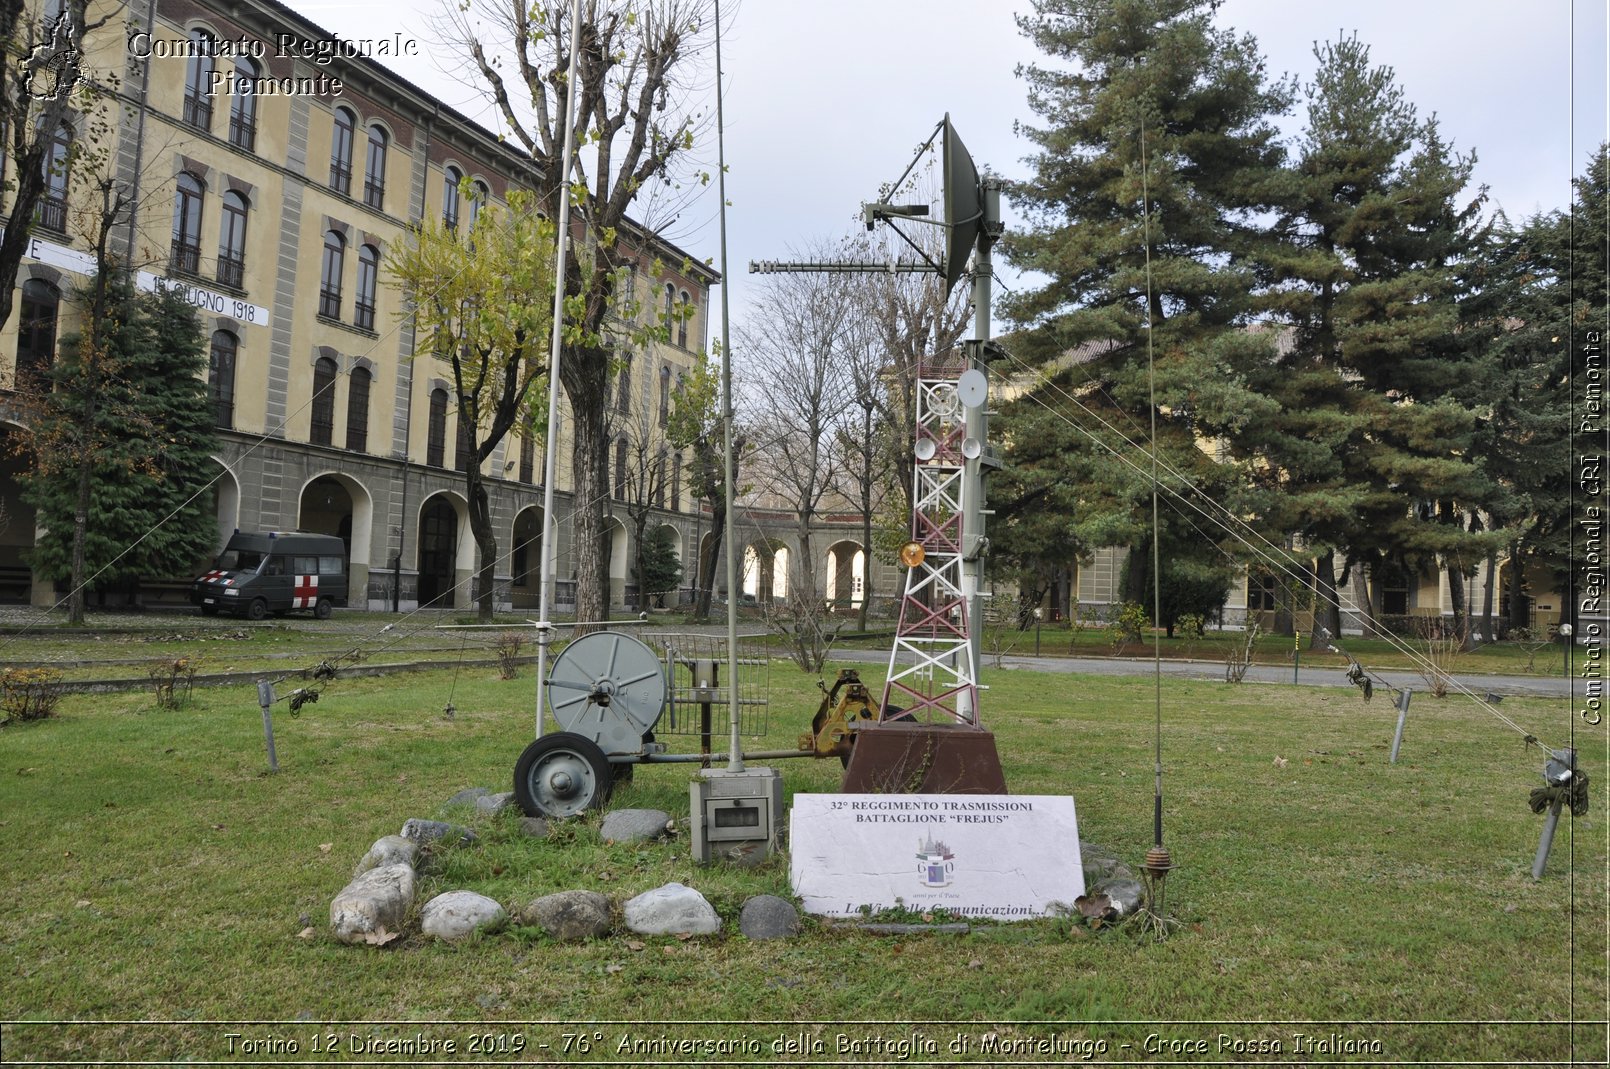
829, 647, 1578, 699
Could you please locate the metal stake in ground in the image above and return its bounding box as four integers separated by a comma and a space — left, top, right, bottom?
1389, 688, 1412, 764
1531, 747, 1586, 880
255, 679, 277, 773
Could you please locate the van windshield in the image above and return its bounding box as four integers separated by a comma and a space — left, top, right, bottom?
215, 549, 267, 573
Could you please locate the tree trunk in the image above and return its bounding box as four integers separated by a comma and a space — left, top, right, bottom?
1310, 549, 1341, 647
1447, 563, 1472, 650
564, 367, 611, 631
695, 505, 723, 620
1505, 541, 1528, 632
466, 467, 497, 623
68, 461, 90, 625
1480, 549, 1498, 641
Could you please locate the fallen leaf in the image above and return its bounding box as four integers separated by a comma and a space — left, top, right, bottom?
605, 963, 624, 974
297, 927, 316, 940
212, 824, 226, 831
626, 940, 645, 951
74, 899, 91, 908
1272, 756, 1288, 768
675, 932, 693, 942
967, 958, 983, 969
318, 843, 333, 854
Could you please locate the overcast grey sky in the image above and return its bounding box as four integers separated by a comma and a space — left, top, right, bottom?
305, 0, 1608, 333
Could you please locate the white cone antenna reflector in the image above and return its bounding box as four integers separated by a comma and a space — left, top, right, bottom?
914, 438, 938, 461
961, 437, 983, 460
958, 368, 988, 409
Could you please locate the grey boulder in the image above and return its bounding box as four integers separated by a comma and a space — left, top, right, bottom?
353, 835, 417, 877
330, 864, 415, 946
599, 809, 671, 844
739, 894, 799, 940
420, 891, 507, 942
517, 890, 613, 941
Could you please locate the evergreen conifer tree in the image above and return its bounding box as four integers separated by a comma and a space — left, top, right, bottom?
23, 276, 219, 601
1000, 0, 1291, 623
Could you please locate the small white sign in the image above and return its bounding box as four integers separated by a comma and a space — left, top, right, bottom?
789, 794, 1084, 921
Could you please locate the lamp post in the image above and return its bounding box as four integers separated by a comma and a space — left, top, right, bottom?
1034, 606, 1043, 657
1561, 623, 1573, 684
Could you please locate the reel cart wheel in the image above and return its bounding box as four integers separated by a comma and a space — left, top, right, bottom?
513, 732, 613, 818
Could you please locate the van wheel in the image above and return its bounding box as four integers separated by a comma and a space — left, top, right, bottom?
246, 598, 268, 621
314, 598, 333, 620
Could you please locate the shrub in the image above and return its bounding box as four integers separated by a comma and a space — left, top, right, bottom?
1, 667, 66, 724
1109, 602, 1149, 651
493, 631, 525, 680
148, 656, 201, 710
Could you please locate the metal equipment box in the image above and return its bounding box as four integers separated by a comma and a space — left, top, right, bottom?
690, 766, 784, 864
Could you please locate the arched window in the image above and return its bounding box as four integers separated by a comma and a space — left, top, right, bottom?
183, 30, 214, 130
468, 180, 488, 227
426, 388, 448, 468
355, 244, 379, 330
652, 449, 665, 509
318, 230, 344, 319
310, 356, 337, 446
15, 279, 60, 381
677, 290, 690, 348
208, 330, 237, 429
616, 352, 632, 413
442, 166, 461, 231
35, 124, 70, 231
346, 366, 371, 453
171, 172, 204, 274
613, 437, 628, 501
663, 282, 674, 325
229, 57, 258, 150
658, 364, 671, 426
329, 107, 355, 195
671, 452, 682, 511
217, 190, 247, 288
363, 124, 387, 209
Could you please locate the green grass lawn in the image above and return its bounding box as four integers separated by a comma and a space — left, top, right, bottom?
0, 651, 1603, 1065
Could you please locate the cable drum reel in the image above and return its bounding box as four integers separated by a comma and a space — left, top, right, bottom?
513, 631, 668, 819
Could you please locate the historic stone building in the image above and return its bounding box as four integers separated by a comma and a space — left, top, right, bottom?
0, 0, 716, 611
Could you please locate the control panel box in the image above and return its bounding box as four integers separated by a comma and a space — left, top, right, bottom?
690, 766, 784, 864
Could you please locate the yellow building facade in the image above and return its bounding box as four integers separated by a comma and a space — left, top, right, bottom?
0, 0, 715, 610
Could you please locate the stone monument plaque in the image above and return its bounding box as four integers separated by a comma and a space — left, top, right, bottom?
788, 794, 1084, 920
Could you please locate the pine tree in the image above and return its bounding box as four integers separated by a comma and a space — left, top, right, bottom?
1457, 209, 1573, 636
22, 276, 219, 602
1228, 34, 1496, 643
1002, 0, 1293, 615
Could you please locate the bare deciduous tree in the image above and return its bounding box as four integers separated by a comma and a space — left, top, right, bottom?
435, 0, 715, 627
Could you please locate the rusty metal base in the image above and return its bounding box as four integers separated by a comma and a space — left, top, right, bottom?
840, 721, 1007, 795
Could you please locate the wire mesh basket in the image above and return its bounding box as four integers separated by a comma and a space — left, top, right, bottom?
641, 631, 770, 738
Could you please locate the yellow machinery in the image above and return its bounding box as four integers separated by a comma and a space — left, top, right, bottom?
803, 669, 879, 764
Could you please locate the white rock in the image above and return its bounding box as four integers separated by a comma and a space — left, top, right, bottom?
330, 864, 415, 946
623, 882, 720, 937
420, 890, 507, 942
353, 835, 417, 877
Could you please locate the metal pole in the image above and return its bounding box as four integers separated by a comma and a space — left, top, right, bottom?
1532, 800, 1564, 880
1389, 687, 1411, 764
959, 182, 998, 721
532, 0, 585, 740
256, 679, 278, 773
715, 0, 743, 773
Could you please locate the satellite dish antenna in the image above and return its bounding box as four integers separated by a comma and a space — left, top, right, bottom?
961, 437, 983, 460
942, 113, 983, 296
914, 438, 938, 462
957, 368, 988, 409
929, 382, 961, 421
